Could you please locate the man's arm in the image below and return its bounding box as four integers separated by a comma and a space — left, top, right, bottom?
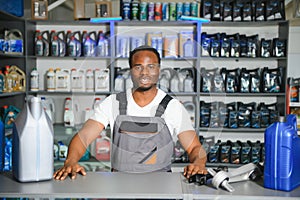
53, 119, 105, 180
178, 130, 207, 178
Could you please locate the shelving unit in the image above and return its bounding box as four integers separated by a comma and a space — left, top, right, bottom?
0, 9, 289, 169
199, 20, 289, 142
0, 11, 26, 110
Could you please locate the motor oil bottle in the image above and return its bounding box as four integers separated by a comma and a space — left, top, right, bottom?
71, 68, 85, 92
83, 31, 97, 57
95, 68, 110, 92
34, 30, 49, 56
35, 35, 44, 56
58, 141, 68, 161
0, 119, 4, 171
55, 68, 70, 92
170, 71, 180, 93
95, 130, 110, 161
0, 70, 4, 93
64, 97, 79, 127
41, 97, 55, 123
158, 74, 169, 92
183, 101, 195, 126
85, 68, 94, 92
114, 74, 125, 92
5, 29, 23, 54
264, 114, 300, 191
46, 68, 55, 92
183, 74, 194, 92
67, 35, 81, 57
57, 31, 66, 57
2, 105, 19, 129
51, 35, 60, 57
96, 30, 108, 57
3, 69, 13, 93
41, 30, 50, 56
8, 65, 26, 92
30, 67, 39, 91
83, 107, 94, 123
12, 96, 54, 182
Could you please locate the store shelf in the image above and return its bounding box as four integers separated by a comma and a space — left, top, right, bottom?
200, 92, 286, 97
289, 102, 300, 107
0, 92, 25, 98
28, 91, 111, 96
199, 127, 266, 133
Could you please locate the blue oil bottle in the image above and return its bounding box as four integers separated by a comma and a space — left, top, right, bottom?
264, 114, 300, 191
0, 118, 4, 171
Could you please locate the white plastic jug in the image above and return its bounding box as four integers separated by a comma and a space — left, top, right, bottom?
41, 96, 55, 123
12, 97, 54, 182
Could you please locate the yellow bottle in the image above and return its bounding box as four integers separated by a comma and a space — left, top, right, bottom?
8, 65, 26, 92
4, 70, 13, 93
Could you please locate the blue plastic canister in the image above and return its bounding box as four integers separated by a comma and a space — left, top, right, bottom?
0, 119, 4, 171
264, 114, 300, 191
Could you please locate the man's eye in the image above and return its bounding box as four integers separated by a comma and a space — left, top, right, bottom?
148, 64, 155, 69
135, 66, 142, 70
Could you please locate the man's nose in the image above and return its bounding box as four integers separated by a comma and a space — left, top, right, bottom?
140, 66, 150, 74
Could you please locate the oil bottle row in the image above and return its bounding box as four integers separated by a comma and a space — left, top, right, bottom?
200, 0, 285, 22
30, 67, 110, 92
200, 67, 284, 93
201, 32, 286, 58
34, 29, 196, 59
34, 29, 109, 57
173, 137, 264, 165
120, 0, 199, 21
200, 101, 279, 129
114, 67, 196, 93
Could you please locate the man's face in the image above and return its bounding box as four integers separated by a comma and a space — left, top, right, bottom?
130, 50, 160, 91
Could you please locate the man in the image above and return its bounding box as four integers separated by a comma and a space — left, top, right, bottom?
53, 45, 207, 180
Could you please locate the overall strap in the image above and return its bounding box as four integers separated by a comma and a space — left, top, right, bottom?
155, 94, 173, 117
116, 92, 127, 115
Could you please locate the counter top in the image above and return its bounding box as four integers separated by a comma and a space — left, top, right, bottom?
0, 171, 299, 199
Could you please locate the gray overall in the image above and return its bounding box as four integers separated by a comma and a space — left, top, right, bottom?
111, 92, 174, 173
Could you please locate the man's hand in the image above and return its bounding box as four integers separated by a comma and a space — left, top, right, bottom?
53, 162, 86, 180
183, 163, 207, 178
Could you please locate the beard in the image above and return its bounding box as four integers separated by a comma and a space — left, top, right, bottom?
134, 84, 156, 92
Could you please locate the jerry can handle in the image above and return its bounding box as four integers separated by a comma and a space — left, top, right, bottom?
286, 114, 297, 131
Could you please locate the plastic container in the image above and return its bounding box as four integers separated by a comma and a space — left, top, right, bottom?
264, 114, 300, 191
46, 68, 55, 92
0, 119, 4, 171
0, 70, 4, 93
12, 97, 54, 182
41, 97, 55, 123
8, 65, 26, 92
3, 105, 20, 129
95, 131, 110, 161
96, 30, 108, 57
64, 97, 79, 127
55, 68, 70, 92
5, 29, 23, 54
85, 68, 94, 92
95, 68, 110, 92
3, 70, 13, 93
30, 67, 39, 91
71, 68, 85, 92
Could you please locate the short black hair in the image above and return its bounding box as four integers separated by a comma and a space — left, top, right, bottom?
129, 45, 161, 68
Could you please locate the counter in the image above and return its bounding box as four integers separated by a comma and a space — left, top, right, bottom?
0, 171, 299, 199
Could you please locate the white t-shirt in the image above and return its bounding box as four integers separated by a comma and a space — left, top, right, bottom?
90, 88, 194, 140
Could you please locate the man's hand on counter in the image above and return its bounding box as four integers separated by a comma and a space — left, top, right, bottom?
53, 161, 87, 180
183, 162, 207, 179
